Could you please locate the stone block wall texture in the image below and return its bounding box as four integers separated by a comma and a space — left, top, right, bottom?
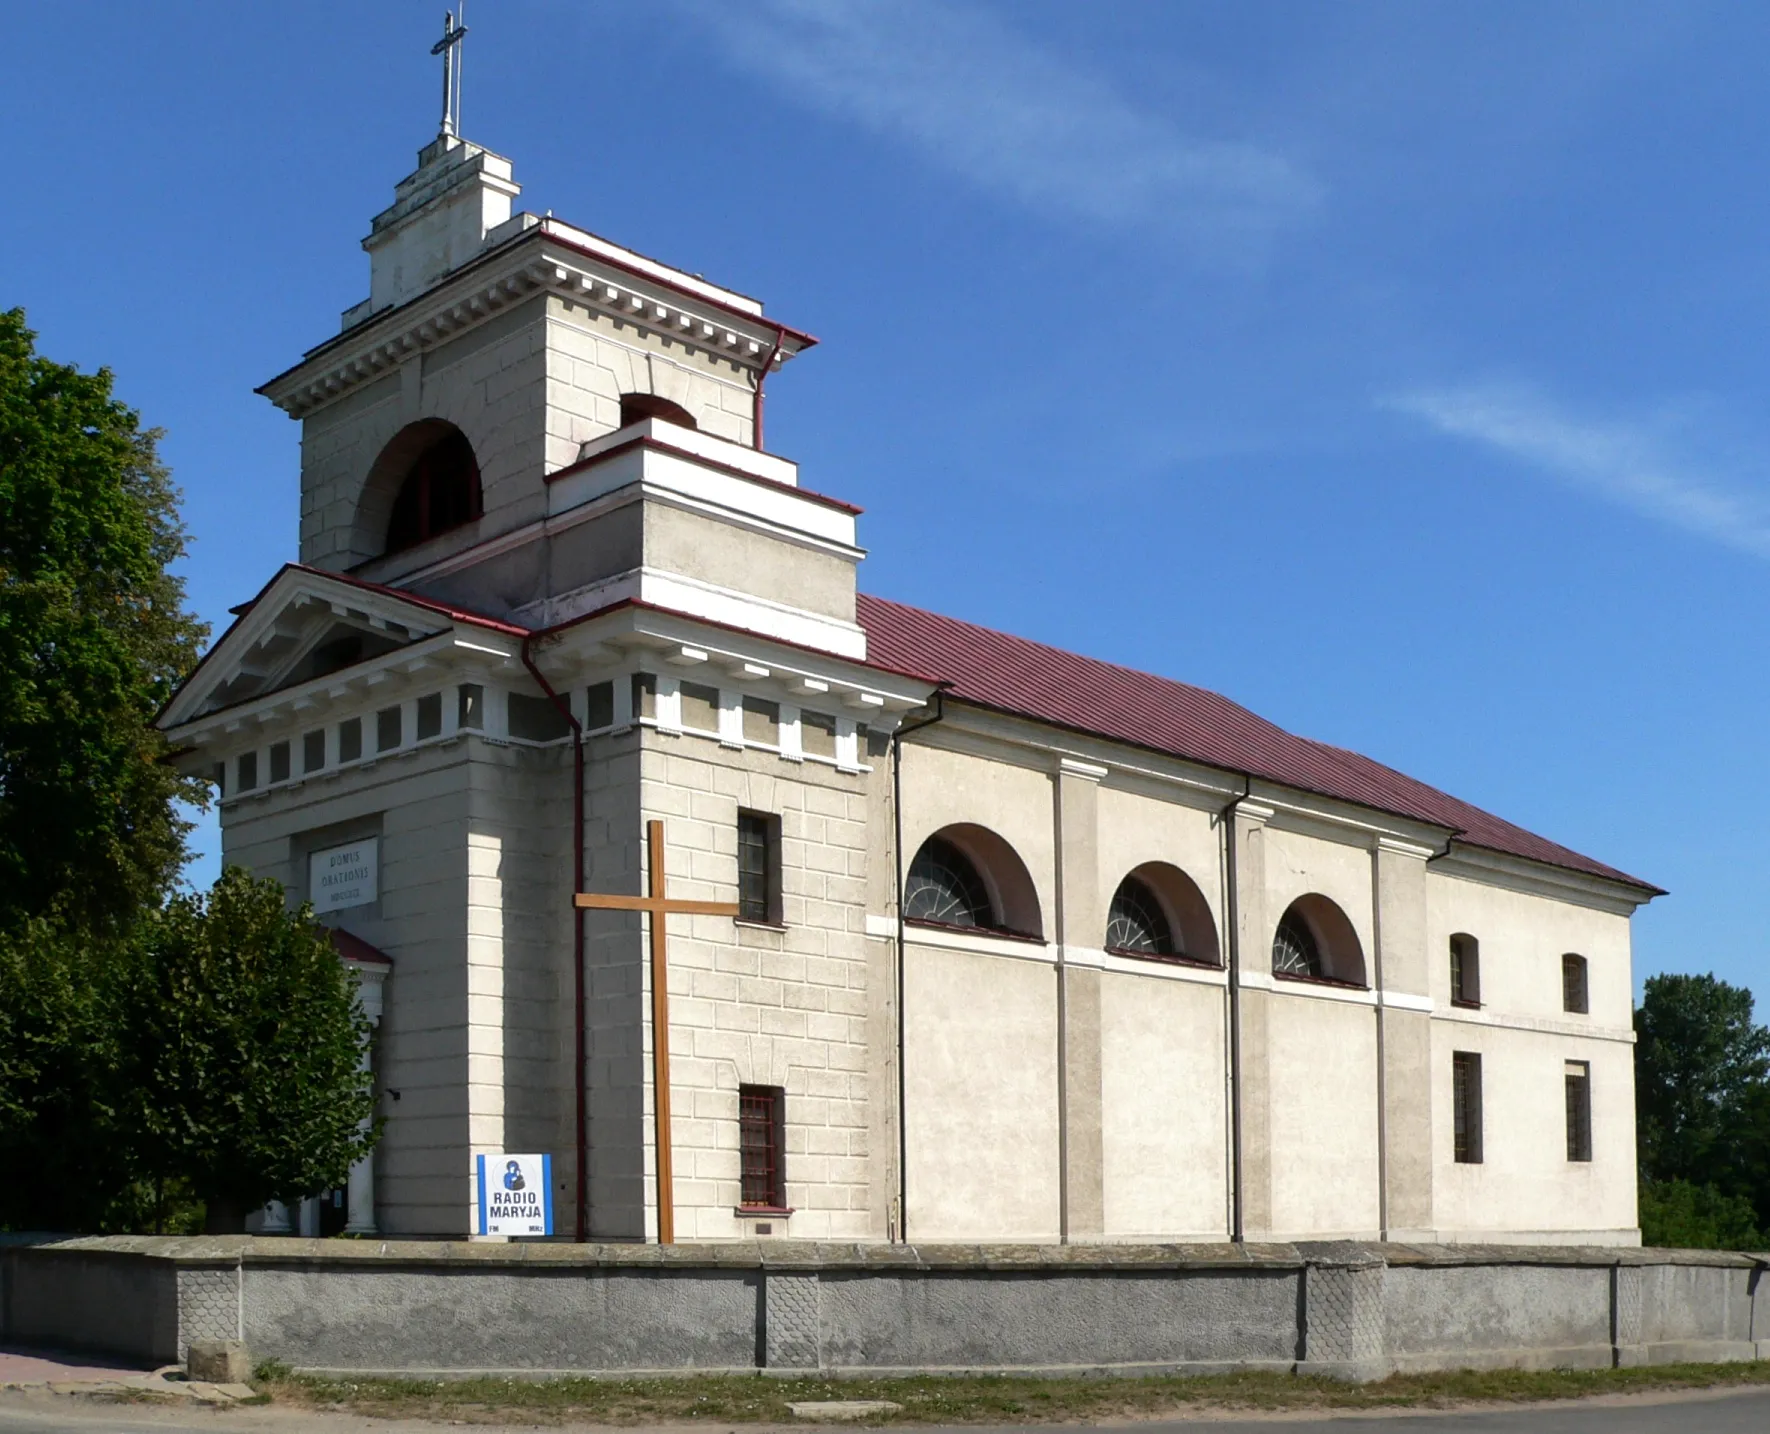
8, 1240, 1765, 1379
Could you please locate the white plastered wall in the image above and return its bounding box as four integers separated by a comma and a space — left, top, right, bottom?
1259, 822, 1382, 1240
1093, 778, 1229, 1240
1426, 871, 1639, 1240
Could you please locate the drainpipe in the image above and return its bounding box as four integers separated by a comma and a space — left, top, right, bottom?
521, 636, 588, 1241
1220, 775, 1252, 1244
890, 692, 945, 1243
752, 325, 787, 450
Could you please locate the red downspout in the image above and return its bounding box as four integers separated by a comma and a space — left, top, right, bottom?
521, 636, 588, 1241
752, 325, 788, 450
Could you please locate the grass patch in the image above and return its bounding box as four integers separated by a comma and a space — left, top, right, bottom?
258, 1361, 1770, 1424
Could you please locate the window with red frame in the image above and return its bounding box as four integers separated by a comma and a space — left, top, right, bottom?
739, 1084, 786, 1210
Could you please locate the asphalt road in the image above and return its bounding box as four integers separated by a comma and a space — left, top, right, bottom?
2, 1387, 1769, 1434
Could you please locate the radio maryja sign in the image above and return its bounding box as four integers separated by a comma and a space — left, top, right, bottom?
476, 1153, 553, 1237
310, 837, 378, 914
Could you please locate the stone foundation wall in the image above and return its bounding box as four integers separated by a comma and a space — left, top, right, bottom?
4, 1238, 1764, 1380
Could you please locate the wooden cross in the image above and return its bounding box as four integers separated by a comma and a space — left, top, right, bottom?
575, 820, 737, 1244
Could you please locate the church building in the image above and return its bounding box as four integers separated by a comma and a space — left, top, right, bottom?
158, 99, 1658, 1247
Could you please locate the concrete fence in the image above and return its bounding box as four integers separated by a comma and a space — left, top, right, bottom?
2, 1237, 1765, 1382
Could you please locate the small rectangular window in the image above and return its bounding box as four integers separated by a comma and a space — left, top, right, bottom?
338, 717, 363, 763
1450, 934, 1480, 1007
415, 692, 442, 741
800, 710, 837, 758
679, 681, 720, 733
632, 672, 657, 719
737, 811, 780, 924
1452, 1051, 1483, 1164
1565, 1060, 1592, 1162
739, 1084, 786, 1209
302, 729, 326, 775
509, 692, 572, 742
457, 683, 484, 731
585, 680, 615, 730
742, 696, 780, 745
1562, 954, 1589, 1014
376, 706, 402, 753
268, 741, 291, 784
237, 750, 258, 792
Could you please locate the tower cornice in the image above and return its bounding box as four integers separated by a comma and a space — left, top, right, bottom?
258, 221, 816, 421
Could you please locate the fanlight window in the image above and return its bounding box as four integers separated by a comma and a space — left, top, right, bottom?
1271, 911, 1323, 979
385, 426, 481, 554
904, 837, 994, 929
1106, 877, 1177, 957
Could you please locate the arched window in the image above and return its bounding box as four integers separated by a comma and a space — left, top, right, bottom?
1562, 953, 1589, 1014
380, 422, 482, 555
1449, 933, 1481, 1007
905, 836, 993, 929
1106, 876, 1175, 957
1271, 895, 1367, 987
620, 393, 697, 429
903, 824, 1043, 939
1104, 862, 1220, 965
1271, 910, 1323, 979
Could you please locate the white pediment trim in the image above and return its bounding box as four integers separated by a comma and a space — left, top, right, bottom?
159, 566, 518, 733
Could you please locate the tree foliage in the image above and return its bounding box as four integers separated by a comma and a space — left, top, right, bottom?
0, 307, 207, 937
121, 869, 379, 1230
0, 872, 378, 1233
1635, 972, 1770, 1248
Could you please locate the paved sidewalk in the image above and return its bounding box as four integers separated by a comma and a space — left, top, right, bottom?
0, 1345, 253, 1406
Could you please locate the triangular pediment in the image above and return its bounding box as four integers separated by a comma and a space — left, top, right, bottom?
159, 566, 504, 731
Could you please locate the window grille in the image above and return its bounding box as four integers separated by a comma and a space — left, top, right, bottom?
1565, 1061, 1592, 1162
739, 1084, 786, 1209
385, 426, 481, 555
1562, 954, 1589, 1014
737, 811, 778, 923
1271, 912, 1323, 978
1106, 877, 1177, 957
1452, 1051, 1483, 1163
904, 836, 994, 929
1450, 934, 1480, 1007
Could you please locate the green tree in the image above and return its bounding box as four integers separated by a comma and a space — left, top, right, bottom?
1638, 1178, 1764, 1251
0, 307, 207, 937
1635, 973, 1770, 1189
121, 869, 379, 1232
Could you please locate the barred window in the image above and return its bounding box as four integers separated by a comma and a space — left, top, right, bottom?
1565, 1061, 1592, 1162
1453, 1051, 1483, 1163
1106, 877, 1177, 958
1271, 911, 1323, 979
1450, 933, 1480, 1007
737, 811, 780, 923
904, 836, 994, 929
1562, 954, 1589, 1014
739, 1084, 786, 1209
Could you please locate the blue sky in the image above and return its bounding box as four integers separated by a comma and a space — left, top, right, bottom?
4, 2, 1766, 1010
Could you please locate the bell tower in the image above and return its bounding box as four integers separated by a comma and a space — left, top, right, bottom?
254, 23, 856, 657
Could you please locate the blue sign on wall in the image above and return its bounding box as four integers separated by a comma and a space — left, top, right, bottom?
475, 1152, 553, 1237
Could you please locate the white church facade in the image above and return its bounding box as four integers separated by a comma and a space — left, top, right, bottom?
159, 122, 1657, 1249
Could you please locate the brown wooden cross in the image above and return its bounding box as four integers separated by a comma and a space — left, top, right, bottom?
575, 819, 737, 1244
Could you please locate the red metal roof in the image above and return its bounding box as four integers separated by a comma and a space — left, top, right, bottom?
857, 593, 1658, 894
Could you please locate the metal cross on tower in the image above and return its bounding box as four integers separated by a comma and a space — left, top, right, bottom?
432, 7, 468, 140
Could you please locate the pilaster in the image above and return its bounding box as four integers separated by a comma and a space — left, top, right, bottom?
1055, 758, 1106, 1241
1374, 837, 1435, 1239
1231, 802, 1274, 1240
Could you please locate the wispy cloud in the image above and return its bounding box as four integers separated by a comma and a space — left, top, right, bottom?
665, 0, 1321, 254
1386, 383, 1770, 559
